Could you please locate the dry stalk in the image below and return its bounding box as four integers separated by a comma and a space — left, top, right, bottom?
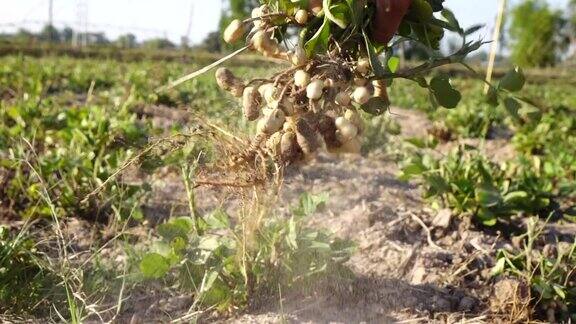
409, 212, 446, 252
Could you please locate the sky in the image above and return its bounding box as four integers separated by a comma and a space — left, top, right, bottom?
0, 0, 571, 46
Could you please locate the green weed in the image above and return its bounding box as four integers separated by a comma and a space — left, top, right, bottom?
492, 217, 576, 322
0, 224, 64, 315
139, 192, 354, 312
399, 145, 553, 226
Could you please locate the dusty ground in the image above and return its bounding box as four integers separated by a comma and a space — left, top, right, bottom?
225, 156, 499, 323
3, 107, 562, 323
130, 107, 518, 323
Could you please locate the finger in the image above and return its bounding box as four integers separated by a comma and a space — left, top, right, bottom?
372, 0, 413, 44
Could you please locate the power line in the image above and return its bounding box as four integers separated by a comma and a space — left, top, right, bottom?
183, 1, 195, 47
48, 0, 53, 26
1, 0, 210, 45
73, 0, 88, 47
185, 1, 194, 39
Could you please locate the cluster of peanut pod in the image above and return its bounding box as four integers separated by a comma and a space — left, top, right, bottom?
216, 3, 390, 165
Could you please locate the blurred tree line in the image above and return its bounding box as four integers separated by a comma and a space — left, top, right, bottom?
508, 0, 576, 67
0, 25, 177, 50
197, 0, 259, 52
1, 0, 575, 66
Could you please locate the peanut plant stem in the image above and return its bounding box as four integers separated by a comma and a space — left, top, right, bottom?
156, 45, 250, 93
182, 163, 199, 234
370, 57, 457, 81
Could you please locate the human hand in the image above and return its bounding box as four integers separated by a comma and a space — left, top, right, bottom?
309, 0, 411, 44
309, 0, 323, 15
372, 0, 412, 44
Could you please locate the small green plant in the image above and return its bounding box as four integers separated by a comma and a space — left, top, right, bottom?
492, 217, 576, 322
139, 192, 354, 311
512, 108, 576, 200
513, 108, 575, 155
399, 145, 552, 226
430, 97, 507, 139
0, 225, 63, 315
0, 93, 150, 220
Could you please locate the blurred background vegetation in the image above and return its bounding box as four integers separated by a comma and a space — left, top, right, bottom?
0, 0, 575, 67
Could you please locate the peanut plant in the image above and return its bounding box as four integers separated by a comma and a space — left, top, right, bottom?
194, 0, 543, 171
139, 192, 354, 311
206, 0, 495, 165
399, 145, 553, 226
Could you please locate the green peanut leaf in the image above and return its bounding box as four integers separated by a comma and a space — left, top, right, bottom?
441, 9, 461, 32
552, 284, 566, 300
362, 29, 387, 78
387, 56, 400, 73
401, 163, 427, 178
485, 86, 499, 107
499, 67, 526, 92
205, 209, 231, 230
491, 257, 506, 276
140, 253, 170, 279
157, 217, 194, 241
305, 17, 331, 56
345, 0, 364, 29
519, 105, 542, 122
477, 208, 498, 226
323, 0, 349, 29
429, 75, 461, 109
475, 184, 502, 208
412, 0, 434, 22
361, 97, 389, 115
504, 97, 521, 120
503, 191, 529, 204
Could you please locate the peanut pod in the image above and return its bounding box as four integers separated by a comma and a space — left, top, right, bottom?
224, 19, 246, 44
280, 131, 303, 164
215, 68, 245, 97
294, 118, 319, 155
257, 108, 286, 135
242, 87, 262, 121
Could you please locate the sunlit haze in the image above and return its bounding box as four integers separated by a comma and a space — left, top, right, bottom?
0, 0, 570, 46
